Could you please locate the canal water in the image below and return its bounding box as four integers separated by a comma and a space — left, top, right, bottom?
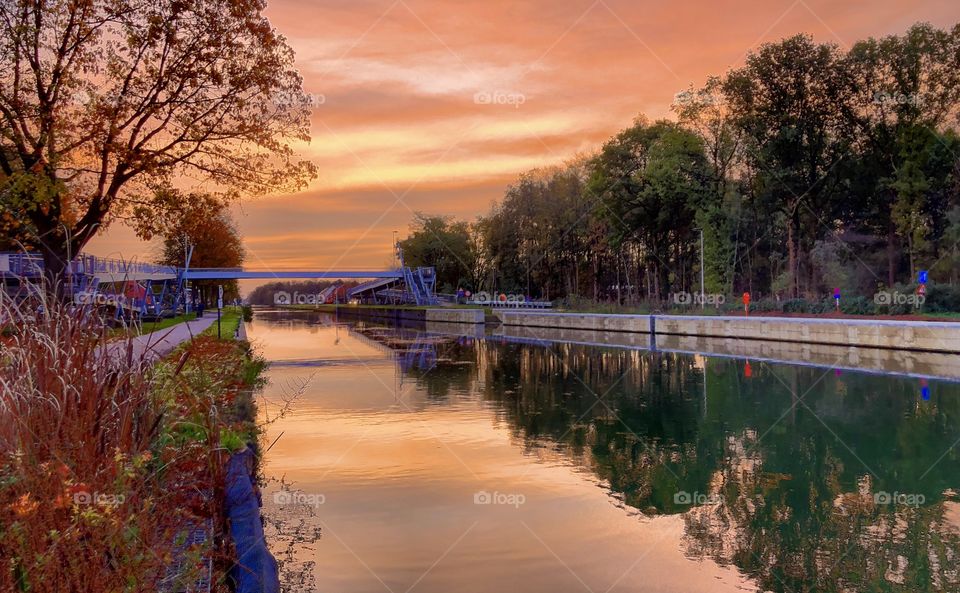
250, 310, 960, 593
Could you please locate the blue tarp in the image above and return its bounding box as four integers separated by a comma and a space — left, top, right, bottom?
225, 448, 279, 593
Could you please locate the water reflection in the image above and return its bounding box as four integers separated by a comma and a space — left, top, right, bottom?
256, 312, 960, 593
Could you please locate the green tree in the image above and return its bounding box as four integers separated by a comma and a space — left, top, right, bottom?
673, 78, 743, 293
723, 35, 855, 298
588, 118, 713, 300
399, 214, 483, 293
935, 206, 960, 284
844, 23, 960, 286
480, 164, 597, 300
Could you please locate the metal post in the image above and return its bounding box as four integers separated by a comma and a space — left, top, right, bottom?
393, 230, 399, 268
699, 228, 705, 311
182, 238, 194, 315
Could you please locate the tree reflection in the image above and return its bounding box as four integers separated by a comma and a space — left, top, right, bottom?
359, 323, 960, 592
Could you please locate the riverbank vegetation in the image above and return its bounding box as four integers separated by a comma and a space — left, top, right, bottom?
200, 306, 245, 340
0, 298, 265, 592
401, 23, 960, 311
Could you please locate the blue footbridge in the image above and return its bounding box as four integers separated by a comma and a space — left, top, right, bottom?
0, 251, 440, 318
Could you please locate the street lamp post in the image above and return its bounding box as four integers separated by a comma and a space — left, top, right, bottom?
699, 228, 705, 311
392, 230, 399, 268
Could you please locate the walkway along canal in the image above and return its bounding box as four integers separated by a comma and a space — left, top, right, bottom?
252, 309, 960, 593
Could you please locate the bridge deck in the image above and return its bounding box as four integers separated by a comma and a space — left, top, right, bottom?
182, 270, 404, 280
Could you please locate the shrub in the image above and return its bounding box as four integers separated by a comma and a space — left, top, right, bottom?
924, 283, 960, 313
839, 296, 876, 315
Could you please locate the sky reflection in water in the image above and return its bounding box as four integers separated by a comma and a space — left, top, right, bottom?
252, 311, 960, 593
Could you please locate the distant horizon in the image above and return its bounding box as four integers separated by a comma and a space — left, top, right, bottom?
87, 0, 959, 287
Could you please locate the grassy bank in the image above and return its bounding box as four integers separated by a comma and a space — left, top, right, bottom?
200, 306, 244, 339
0, 299, 266, 592
108, 312, 193, 339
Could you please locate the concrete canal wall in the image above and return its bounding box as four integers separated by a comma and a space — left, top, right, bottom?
425, 308, 486, 324
495, 324, 960, 381
319, 305, 486, 325
497, 311, 960, 354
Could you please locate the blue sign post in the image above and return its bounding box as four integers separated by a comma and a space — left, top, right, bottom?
833, 288, 840, 312
917, 270, 928, 311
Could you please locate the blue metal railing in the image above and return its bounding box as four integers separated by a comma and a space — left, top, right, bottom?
2, 251, 441, 312
0, 252, 177, 280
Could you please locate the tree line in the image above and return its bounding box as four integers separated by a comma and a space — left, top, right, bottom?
401, 23, 960, 306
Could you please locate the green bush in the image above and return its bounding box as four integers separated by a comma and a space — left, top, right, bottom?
839, 296, 876, 315
924, 283, 960, 313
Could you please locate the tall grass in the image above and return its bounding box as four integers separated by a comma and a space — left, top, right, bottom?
0, 291, 256, 592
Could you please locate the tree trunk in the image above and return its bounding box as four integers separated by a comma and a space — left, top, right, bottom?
787, 211, 798, 299
887, 221, 896, 287
592, 254, 598, 301
907, 234, 915, 281
37, 237, 73, 299
616, 258, 622, 305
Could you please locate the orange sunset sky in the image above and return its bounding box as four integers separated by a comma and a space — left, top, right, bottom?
87, 0, 960, 277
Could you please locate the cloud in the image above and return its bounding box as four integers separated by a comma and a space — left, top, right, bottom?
89, 0, 959, 276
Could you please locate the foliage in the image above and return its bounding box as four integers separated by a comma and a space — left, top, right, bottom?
404, 23, 960, 309
147, 189, 246, 302
246, 280, 357, 305
0, 294, 266, 592
398, 213, 486, 293
482, 162, 598, 299
589, 118, 715, 299
0, 0, 316, 276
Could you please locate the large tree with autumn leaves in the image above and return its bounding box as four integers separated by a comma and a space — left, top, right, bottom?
0, 0, 316, 280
